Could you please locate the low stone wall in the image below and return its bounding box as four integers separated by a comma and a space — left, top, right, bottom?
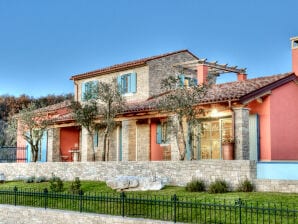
0, 205, 170, 224
0, 160, 256, 190
254, 179, 298, 193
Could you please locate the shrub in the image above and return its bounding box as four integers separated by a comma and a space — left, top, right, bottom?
69, 177, 82, 194
35, 176, 47, 183
185, 179, 206, 192
49, 174, 64, 192
24, 176, 35, 183
237, 179, 254, 192
208, 180, 229, 193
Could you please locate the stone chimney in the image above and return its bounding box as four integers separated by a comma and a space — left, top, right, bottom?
237, 73, 247, 81
197, 64, 208, 84
291, 36, 298, 75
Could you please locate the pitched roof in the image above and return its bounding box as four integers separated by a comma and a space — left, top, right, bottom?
123, 72, 297, 113
70, 50, 197, 81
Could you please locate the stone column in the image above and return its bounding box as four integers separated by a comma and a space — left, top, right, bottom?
121, 120, 136, 161
47, 128, 60, 162
80, 127, 93, 162
233, 107, 250, 160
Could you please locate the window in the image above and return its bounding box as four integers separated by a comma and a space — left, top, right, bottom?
178, 74, 197, 87
117, 73, 137, 94
81, 80, 99, 101
156, 122, 168, 144
93, 129, 99, 148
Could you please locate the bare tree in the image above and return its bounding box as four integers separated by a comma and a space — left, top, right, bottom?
16, 103, 51, 162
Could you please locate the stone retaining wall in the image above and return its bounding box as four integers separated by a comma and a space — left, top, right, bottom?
0, 160, 256, 190
0, 205, 170, 224
1, 161, 297, 193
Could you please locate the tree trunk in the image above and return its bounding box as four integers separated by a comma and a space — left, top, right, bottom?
177, 120, 187, 160
102, 132, 108, 161
31, 145, 39, 162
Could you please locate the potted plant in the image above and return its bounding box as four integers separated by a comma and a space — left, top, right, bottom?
222, 135, 234, 160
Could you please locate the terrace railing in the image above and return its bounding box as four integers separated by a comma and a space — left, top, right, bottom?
0, 187, 297, 223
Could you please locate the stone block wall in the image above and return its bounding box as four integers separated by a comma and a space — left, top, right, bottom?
136, 122, 150, 161
147, 51, 197, 97
0, 160, 256, 190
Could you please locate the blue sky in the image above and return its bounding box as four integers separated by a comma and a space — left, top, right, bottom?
0, 0, 297, 97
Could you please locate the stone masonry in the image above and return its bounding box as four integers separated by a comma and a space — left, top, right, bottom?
233, 107, 250, 160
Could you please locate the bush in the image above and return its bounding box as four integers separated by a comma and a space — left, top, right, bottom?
208, 180, 229, 193
35, 176, 47, 183
69, 177, 82, 194
237, 179, 254, 192
49, 174, 64, 192
24, 176, 35, 183
185, 179, 206, 192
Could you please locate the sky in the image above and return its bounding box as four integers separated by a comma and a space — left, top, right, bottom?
0, 0, 297, 97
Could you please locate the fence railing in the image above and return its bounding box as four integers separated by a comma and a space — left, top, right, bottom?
0, 147, 27, 163
0, 187, 297, 223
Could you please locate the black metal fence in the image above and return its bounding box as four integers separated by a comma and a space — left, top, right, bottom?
0, 147, 27, 163
0, 187, 297, 223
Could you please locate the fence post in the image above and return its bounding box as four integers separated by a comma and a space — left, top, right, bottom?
120, 191, 126, 217
79, 190, 84, 213
44, 188, 48, 209
235, 198, 244, 223
13, 186, 17, 206
172, 194, 178, 223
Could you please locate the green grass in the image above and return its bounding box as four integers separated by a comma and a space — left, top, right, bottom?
0, 181, 297, 223
0, 180, 297, 203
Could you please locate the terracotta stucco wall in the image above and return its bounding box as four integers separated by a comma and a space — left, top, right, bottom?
249, 96, 271, 160
270, 82, 298, 160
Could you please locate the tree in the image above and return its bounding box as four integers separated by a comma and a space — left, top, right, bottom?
157, 76, 209, 160
71, 99, 98, 161
16, 103, 52, 162
71, 78, 125, 161
97, 79, 125, 161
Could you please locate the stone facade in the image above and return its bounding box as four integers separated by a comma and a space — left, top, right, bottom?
147, 51, 197, 97
0, 205, 169, 224
233, 107, 250, 160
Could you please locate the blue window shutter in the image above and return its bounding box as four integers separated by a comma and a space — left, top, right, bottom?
81, 82, 86, 101
93, 130, 99, 147
156, 124, 162, 144
26, 141, 31, 163
193, 78, 198, 85
178, 74, 185, 87
93, 80, 99, 98
130, 73, 137, 93
40, 131, 47, 162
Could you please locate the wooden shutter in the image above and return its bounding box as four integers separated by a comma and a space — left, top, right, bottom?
249, 114, 259, 161
130, 73, 137, 93
156, 124, 162, 144
40, 131, 47, 162
178, 74, 185, 87
93, 130, 99, 147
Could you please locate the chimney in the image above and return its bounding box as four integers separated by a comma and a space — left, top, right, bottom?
197, 64, 208, 84
291, 36, 298, 75
237, 73, 247, 81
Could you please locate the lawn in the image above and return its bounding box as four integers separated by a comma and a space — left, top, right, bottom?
0, 180, 297, 204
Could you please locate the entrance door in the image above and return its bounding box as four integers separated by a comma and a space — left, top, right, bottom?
199, 118, 232, 160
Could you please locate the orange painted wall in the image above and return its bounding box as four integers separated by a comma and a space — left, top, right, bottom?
270, 82, 298, 160
249, 81, 298, 160
60, 127, 80, 162
150, 123, 163, 161
249, 96, 271, 160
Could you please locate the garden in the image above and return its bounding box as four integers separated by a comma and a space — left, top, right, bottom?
0, 176, 297, 223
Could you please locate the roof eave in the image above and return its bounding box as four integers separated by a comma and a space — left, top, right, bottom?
239, 73, 297, 104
